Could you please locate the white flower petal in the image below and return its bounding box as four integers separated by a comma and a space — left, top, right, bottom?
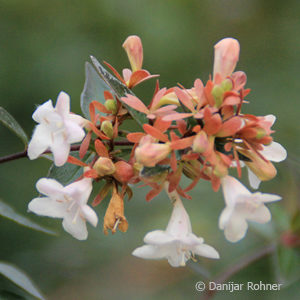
64, 178, 92, 204
32, 100, 54, 123
62, 213, 88, 240
218, 206, 234, 230
167, 248, 187, 267
80, 205, 98, 227
55, 91, 70, 118
247, 167, 261, 189
27, 125, 51, 160
51, 134, 70, 166
132, 245, 166, 260
264, 114, 276, 126
252, 193, 282, 203
36, 178, 64, 197
64, 120, 85, 144
144, 230, 174, 245
224, 214, 248, 243
260, 142, 287, 162
247, 205, 271, 223
166, 196, 192, 236
193, 243, 220, 259
221, 176, 251, 205
28, 197, 66, 218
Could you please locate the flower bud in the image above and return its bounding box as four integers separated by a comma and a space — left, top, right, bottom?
213, 38, 240, 82
211, 85, 224, 107
113, 161, 134, 183
221, 79, 233, 91
239, 149, 277, 181
93, 157, 116, 177
101, 120, 114, 139
192, 131, 209, 153
122, 35, 143, 72
105, 99, 118, 114
135, 141, 171, 167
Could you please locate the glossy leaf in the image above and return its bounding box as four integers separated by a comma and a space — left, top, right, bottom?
0, 199, 56, 235
0, 107, 28, 146
47, 151, 94, 185
80, 62, 110, 119
90, 56, 147, 128
0, 261, 45, 300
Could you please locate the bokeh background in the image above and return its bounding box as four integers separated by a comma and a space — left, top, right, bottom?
0, 0, 299, 299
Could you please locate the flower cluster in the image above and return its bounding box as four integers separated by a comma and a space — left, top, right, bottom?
27, 36, 287, 266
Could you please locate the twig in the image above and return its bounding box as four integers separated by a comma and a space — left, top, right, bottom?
202, 243, 276, 300
0, 145, 80, 164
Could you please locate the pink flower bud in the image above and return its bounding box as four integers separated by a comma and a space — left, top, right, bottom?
122, 35, 143, 72
135, 136, 171, 167
113, 161, 134, 183
213, 38, 240, 82
192, 131, 209, 153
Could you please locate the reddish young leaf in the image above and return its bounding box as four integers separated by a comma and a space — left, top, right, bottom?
84, 169, 99, 178
143, 124, 169, 142
127, 132, 145, 143
103, 61, 126, 84
95, 139, 109, 157
67, 156, 88, 167
79, 131, 92, 159
120, 95, 149, 114
170, 136, 194, 150
174, 87, 195, 112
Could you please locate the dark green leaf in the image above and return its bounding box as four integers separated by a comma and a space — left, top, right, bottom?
0, 200, 56, 235
47, 151, 94, 185
141, 165, 170, 177
0, 107, 28, 146
80, 62, 110, 119
0, 262, 45, 300
0, 290, 27, 300
90, 56, 147, 128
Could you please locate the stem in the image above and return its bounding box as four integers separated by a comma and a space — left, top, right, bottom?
202, 243, 276, 300
0, 145, 80, 164
0, 140, 134, 165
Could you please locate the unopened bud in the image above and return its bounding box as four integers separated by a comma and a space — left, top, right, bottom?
105, 99, 118, 114
211, 85, 224, 108
192, 131, 209, 153
113, 161, 134, 183
122, 35, 143, 72
93, 157, 116, 177
135, 142, 171, 167
101, 120, 114, 139
221, 79, 233, 91
256, 128, 267, 139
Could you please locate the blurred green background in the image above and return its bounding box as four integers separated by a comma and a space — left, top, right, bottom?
0, 0, 299, 299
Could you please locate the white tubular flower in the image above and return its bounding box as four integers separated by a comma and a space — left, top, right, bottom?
219, 175, 281, 243
28, 177, 98, 240
132, 186, 219, 267
27, 91, 85, 166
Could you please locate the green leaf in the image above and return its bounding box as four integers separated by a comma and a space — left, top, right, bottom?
0, 262, 45, 300
80, 62, 110, 119
0, 200, 56, 235
0, 290, 27, 300
47, 151, 94, 186
90, 56, 148, 129
273, 245, 300, 286
0, 107, 28, 146
141, 165, 170, 177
